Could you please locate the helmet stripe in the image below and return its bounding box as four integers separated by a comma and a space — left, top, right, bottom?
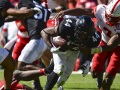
111, 0, 120, 13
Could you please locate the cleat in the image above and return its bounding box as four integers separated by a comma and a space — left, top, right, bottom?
82, 61, 90, 77
58, 86, 64, 90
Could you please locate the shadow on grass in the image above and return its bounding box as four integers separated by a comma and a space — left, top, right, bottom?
66, 87, 120, 90
66, 87, 98, 90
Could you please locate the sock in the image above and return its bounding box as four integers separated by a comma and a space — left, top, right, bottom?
40, 68, 45, 75
45, 72, 59, 90
74, 58, 80, 71
45, 60, 54, 74
0, 78, 19, 90
11, 78, 19, 89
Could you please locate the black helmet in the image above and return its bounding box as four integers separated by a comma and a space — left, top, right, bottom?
74, 15, 95, 42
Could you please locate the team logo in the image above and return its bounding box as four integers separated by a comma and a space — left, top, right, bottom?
116, 23, 120, 30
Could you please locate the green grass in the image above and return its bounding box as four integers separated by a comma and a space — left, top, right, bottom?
0, 70, 120, 90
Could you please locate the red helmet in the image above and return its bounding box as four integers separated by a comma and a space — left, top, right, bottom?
105, 0, 120, 26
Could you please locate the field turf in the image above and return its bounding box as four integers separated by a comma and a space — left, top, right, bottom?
0, 70, 120, 90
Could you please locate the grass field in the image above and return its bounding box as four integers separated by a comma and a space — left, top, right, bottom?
0, 70, 120, 90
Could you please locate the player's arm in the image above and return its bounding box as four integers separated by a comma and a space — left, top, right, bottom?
4, 15, 20, 22
6, 7, 40, 18
91, 33, 120, 54
48, 0, 68, 13
53, 8, 95, 19
79, 33, 120, 54
41, 26, 58, 48
102, 33, 120, 51
50, 5, 67, 13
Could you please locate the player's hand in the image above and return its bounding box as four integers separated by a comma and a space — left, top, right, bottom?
53, 11, 64, 19
79, 45, 91, 54
50, 46, 67, 54
50, 46, 60, 53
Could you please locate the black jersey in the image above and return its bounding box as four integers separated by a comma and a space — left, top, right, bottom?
57, 18, 101, 51
19, 0, 51, 39
83, 30, 101, 48
0, 0, 14, 27
79, 31, 101, 65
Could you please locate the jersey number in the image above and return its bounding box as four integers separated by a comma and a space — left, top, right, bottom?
65, 19, 72, 27
34, 5, 48, 22
103, 27, 111, 37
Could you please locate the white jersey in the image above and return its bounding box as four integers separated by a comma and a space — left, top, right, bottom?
94, 4, 120, 43
2, 21, 18, 41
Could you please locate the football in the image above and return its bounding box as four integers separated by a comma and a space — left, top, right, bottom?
52, 36, 67, 47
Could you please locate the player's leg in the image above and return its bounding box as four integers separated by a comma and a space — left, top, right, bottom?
74, 52, 80, 71
57, 51, 77, 88
45, 52, 67, 90
91, 51, 109, 78
0, 49, 15, 89
17, 38, 47, 90
41, 48, 52, 67
17, 38, 47, 68
45, 72, 59, 90
12, 36, 29, 62
17, 38, 47, 70
101, 73, 115, 90
14, 69, 45, 81
101, 46, 120, 90
15, 83, 33, 90
79, 52, 91, 77
45, 58, 54, 74
19, 84, 33, 90
96, 67, 104, 89
96, 60, 108, 89
15, 63, 44, 90
17, 62, 44, 90
4, 36, 17, 52
0, 78, 19, 90
91, 41, 109, 78
13, 61, 54, 81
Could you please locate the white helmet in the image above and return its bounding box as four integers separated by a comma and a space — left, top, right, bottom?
105, 0, 120, 26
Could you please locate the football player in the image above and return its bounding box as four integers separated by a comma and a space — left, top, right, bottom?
3, 0, 67, 89
41, 0, 68, 67
0, 78, 33, 90
12, 15, 100, 90
12, 0, 50, 90
0, 0, 41, 89
41, 15, 101, 90
53, 0, 120, 90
